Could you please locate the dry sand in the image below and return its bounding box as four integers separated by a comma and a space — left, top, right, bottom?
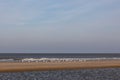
0, 60, 120, 72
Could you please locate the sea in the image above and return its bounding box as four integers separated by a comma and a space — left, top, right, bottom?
0, 53, 120, 58
0, 53, 120, 80
0, 53, 120, 62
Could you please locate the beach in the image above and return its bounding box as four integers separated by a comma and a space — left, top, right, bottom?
0, 60, 120, 72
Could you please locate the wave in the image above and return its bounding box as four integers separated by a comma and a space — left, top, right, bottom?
21, 57, 120, 62
0, 57, 120, 62
0, 59, 14, 62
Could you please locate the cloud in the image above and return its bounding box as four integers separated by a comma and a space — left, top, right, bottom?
0, 0, 120, 52
0, 0, 119, 26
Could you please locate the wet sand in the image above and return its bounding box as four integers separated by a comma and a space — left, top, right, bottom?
0, 60, 120, 72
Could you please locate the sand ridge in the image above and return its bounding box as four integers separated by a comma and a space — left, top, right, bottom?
0, 60, 120, 72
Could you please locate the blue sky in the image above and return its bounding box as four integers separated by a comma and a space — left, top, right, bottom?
0, 0, 120, 53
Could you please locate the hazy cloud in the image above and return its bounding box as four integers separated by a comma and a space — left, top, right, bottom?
0, 0, 120, 53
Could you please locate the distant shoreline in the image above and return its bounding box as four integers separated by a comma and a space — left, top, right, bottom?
0, 60, 120, 72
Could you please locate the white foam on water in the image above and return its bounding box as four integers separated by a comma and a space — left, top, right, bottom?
21, 57, 120, 62
0, 59, 14, 62
0, 57, 120, 62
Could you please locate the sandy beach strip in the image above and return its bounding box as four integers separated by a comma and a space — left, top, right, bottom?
0, 60, 120, 72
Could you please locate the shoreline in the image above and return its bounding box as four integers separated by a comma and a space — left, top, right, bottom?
0, 60, 120, 72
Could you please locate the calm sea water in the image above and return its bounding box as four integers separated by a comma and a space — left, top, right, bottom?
0, 53, 120, 58
1, 68, 120, 80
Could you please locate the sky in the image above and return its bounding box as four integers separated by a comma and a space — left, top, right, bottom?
0, 0, 120, 53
